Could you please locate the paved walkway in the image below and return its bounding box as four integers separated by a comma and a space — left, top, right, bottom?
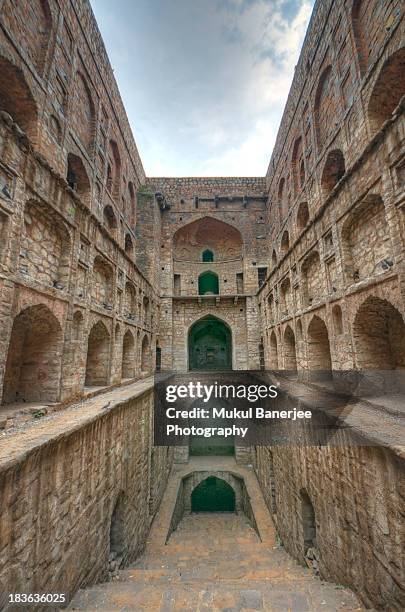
69, 458, 363, 611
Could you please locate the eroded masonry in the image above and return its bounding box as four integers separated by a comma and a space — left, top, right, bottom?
0, 0, 404, 610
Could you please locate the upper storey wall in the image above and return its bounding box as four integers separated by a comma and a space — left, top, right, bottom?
265, 0, 404, 241
149, 177, 269, 295
0, 0, 146, 230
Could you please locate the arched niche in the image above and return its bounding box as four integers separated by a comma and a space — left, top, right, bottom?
85, 320, 110, 386
0, 55, 38, 140
191, 476, 236, 512
198, 271, 219, 295
188, 316, 232, 371
173, 217, 243, 262
2, 305, 63, 404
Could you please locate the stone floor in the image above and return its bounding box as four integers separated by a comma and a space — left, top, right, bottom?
69, 458, 364, 612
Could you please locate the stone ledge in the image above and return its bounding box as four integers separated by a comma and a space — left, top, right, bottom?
0, 376, 156, 471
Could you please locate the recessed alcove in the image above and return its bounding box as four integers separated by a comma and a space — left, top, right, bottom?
166, 470, 259, 543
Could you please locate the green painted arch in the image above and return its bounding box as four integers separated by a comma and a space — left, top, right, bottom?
191, 476, 236, 512
198, 271, 219, 295
202, 249, 214, 262
188, 315, 232, 371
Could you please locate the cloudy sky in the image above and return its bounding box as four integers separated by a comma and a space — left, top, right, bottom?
90, 0, 314, 177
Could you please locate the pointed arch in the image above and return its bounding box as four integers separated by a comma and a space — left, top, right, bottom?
191, 476, 235, 512
368, 47, 405, 135
173, 217, 243, 262
122, 330, 135, 379
269, 331, 279, 369
73, 71, 95, 151
321, 149, 345, 197
283, 325, 297, 370
2, 305, 63, 404
85, 320, 110, 386
297, 202, 309, 231
3, 0, 52, 75
141, 334, 151, 373
67, 153, 91, 204
188, 315, 232, 371
0, 55, 38, 140
281, 230, 290, 255
353, 297, 405, 370
307, 315, 332, 372
198, 271, 219, 295
314, 65, 334, 150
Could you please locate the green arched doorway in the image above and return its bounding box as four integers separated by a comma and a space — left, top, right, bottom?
188, 316, 232, 371
198, 271, 219, 295
191, 477, 236, 512
202, 249, 214, 262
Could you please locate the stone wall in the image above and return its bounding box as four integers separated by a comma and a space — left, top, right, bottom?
0, 0, 161, 421
252, 379, 405, 611
0, 115, 159, 416
167, 470, 257, 540
257, 0, 405, 378
148, 177, 267, 372
0, 385, 173, 608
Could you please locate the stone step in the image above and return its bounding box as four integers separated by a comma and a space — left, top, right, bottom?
118, 565, 319, 584
69, 580, 363, 611
69, 484, 364, 611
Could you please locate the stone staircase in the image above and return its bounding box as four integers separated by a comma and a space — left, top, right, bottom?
69, 512, 363, 611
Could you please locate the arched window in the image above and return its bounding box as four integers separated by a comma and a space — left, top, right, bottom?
128, 181, 136, 227
321, 149, 345, 197
202, 249, 214, 262
67, 153, 91, 203
188, 316, 232, 371
368, 48, 405, 135
198, 271, 219, 295
0, 56, 38, 141
352, 0, 400, 77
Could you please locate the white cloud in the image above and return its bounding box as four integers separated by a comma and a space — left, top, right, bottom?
92, 0, 314, 177
178, 0, 313, 177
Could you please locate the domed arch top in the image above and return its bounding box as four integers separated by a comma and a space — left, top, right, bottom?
191, 476, 236, 512
188, 315, 232, 371
173, 217, 243, 262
